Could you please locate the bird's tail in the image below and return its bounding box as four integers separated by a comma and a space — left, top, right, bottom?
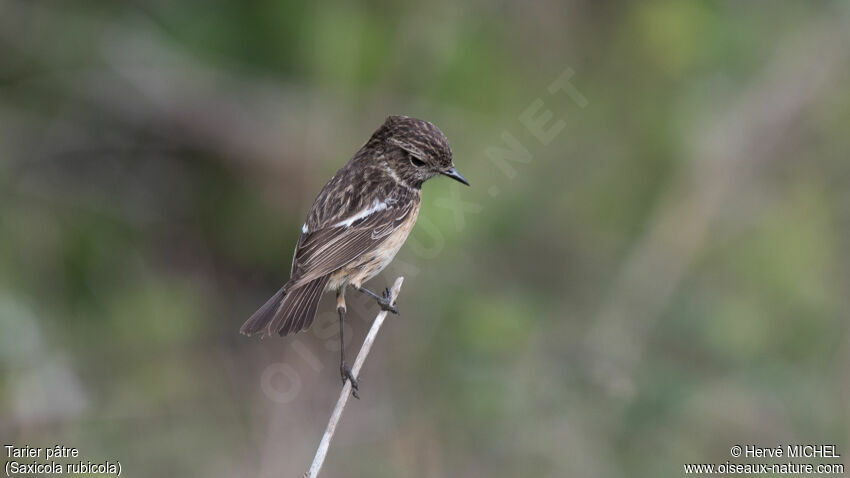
240, 275, 330, 337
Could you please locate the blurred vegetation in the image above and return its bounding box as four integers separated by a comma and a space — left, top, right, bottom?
1, 1, 849, 477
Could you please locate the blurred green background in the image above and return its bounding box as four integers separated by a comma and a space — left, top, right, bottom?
2, 1, 849, 477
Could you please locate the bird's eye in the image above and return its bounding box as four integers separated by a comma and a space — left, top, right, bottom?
409, 156, 426, 168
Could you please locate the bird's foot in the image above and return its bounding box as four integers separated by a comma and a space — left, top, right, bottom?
340, 362, 359, 399
377, 288, 398, 314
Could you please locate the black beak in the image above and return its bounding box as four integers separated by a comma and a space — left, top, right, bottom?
442, 167, 470, 186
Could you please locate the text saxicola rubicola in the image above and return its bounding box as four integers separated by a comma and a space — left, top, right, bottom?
241, 115, 469, 397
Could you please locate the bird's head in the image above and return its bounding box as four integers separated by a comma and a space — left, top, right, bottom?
368, 115, 469, 188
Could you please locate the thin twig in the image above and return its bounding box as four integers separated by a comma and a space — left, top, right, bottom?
304, 276, 405, 478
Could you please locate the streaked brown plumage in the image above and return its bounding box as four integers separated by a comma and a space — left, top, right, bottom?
240, 115, 468, 395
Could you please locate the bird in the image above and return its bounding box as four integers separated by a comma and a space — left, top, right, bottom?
240, 115, 468, 397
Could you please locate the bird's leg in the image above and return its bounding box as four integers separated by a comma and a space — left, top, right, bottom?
337, 289, 359, 399
354, 285, 399, 314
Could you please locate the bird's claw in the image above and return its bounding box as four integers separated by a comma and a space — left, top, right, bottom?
340, 363, 359, 399
378, 288, 398, 314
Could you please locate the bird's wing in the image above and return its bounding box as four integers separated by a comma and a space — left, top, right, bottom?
286, 196, 417, 289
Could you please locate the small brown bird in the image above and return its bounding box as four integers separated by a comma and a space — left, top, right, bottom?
241, 115, 468, 396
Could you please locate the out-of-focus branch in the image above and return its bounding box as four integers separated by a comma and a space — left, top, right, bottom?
88, 18, 485, 173
304, 277, 404, 478
95, 22, 332, 171
582, 18, 850, 398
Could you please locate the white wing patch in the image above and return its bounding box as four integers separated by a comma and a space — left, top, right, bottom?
302, 223, 309, 234
332, 199, 389, 228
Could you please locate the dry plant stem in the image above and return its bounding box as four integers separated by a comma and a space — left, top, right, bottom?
304, 276, 405, 478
